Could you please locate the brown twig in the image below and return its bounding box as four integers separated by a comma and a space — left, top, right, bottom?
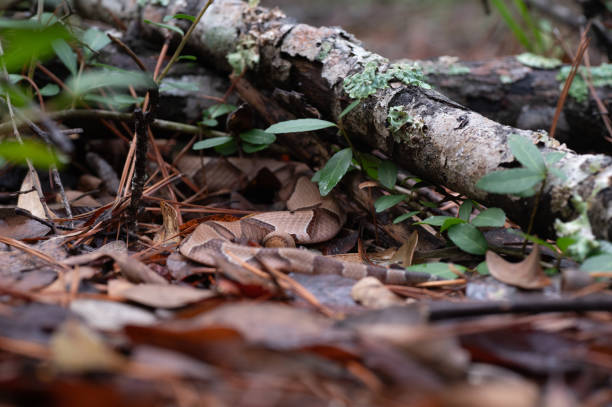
549, 23, 591, 139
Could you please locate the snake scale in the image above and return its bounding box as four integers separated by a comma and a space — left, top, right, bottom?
179, 161, 437, 285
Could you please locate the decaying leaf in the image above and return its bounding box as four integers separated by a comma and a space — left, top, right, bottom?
486, 245, 550, 289
351, 277, 406, 308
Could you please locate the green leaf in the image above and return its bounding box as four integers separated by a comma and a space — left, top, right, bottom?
360, 153, 380, 180
508, 229, 557, 252
242, 142, 270, 153
458, 200, 473, 221
508, 134, 546, 174
440, 217, 466, 233
39, 83, 59, 96
52, 39, 77, 76
405, 262, 465, 280
420, 200, 438, 209
556, 237, 576, 253
193, 136, 234, 150
0, 139, 67, 169
374, 194, 406, 213
266, 118, 337, 134
339, 99, 360, 119
200, 119, 218, 127
239, 129, 276, 145
471, 208, 506, 227
317, 148, 352, 196
81, 28, 111, 59
0, 21, 72, 73
164, 13, 196, 22
160, 80, 200, 92
514, 187, 537, 197
214, 139, 238, 155
476, 168, 544, 194
580, 254, 612, 272
178, 55, 197, 61
548, 166, 567, 181
143, 19, 184, 36
447, 223, 488, 255
544, 151, 566, 165
475, 261, 490, 275
205, 103, 236, 119
84, 93, 142, 110
393, 211, 420, 224
67, 70, 156, 96
378, 160, 397, 189
419, 216, 453, 226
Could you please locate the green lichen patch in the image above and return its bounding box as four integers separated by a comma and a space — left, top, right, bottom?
316, 41, 333, 62
343, 61, 430, 99
554, 195, 599, 261
425, 56, 470, 75
387, 106, 426, 143
516, 53, 562, 69
227, 34, 259, 75
556, 63, 612, 103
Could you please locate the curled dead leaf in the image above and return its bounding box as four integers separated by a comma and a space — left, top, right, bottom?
486, 245, 550, 289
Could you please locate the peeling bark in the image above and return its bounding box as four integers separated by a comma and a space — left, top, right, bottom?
73, 0, 612, 241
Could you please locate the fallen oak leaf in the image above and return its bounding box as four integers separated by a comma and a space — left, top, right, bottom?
486, 245, 550, 289
108, 280, 215, 308
63, 243, 167, 285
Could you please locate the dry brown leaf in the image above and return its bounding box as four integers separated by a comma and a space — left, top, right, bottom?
109, 280, 215, 308
17, 172, 54, 219
63, 243, 167, 285
50, 320, 126, 373
60, 190, 101, 207
440, 379, 539, 407
0, 208, 50, 239
486, 245, 550, 289
153, 201, 180, 245
351, 277, 406, 308
390, 230, 418, 267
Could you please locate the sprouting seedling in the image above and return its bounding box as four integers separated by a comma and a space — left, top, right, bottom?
476, 133, 566, 249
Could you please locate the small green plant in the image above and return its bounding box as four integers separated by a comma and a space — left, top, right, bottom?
476, 134, 566, 242
419, 201, 507, 255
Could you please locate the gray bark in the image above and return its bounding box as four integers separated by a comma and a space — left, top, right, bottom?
73, 0, 612, 241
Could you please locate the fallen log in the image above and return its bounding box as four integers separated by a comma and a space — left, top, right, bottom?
73, 0, 612, 242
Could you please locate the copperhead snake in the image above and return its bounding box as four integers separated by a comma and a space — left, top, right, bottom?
179, 162, 437, 285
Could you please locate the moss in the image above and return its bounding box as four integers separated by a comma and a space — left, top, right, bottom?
554, 195, 599, 261
516, 53, 562, 69
343, 60, 430, 99
557, 63, 612, 103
